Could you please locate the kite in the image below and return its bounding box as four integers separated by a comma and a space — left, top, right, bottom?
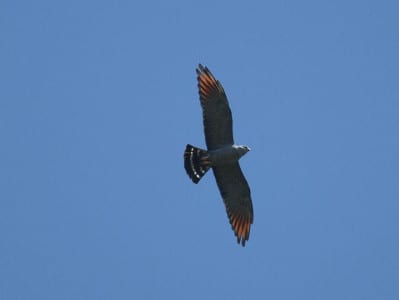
184, 64, 254, 246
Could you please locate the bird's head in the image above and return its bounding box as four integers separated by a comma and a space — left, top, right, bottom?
235, 145, 251, 158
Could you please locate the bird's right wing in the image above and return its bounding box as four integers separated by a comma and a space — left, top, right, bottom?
196, 64, 234, 150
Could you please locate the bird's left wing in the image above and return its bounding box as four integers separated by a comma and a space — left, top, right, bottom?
212, 163, 254, 246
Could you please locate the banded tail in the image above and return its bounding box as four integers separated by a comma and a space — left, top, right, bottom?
184, 144, 211, 184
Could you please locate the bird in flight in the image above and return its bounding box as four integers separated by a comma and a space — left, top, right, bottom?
184, 64, 254, 246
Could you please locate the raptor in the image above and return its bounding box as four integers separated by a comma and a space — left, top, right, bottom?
184, 64, 254, 246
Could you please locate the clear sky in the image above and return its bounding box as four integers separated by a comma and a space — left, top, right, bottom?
1, 1, 398, 299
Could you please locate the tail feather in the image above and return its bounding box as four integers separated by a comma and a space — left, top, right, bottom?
184, 144, 211, 183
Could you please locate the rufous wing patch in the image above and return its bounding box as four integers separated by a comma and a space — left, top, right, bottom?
196, 64, 224, 103
227, 208, 252, 247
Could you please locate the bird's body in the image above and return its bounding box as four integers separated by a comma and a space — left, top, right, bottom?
184, 64, 254, 246
208, 144, 250, 166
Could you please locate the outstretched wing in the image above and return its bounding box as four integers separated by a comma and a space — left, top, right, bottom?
213, 163, 254, 246
196, 64, 234, 150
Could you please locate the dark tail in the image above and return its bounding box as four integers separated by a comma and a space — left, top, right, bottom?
184, 144, 211, 184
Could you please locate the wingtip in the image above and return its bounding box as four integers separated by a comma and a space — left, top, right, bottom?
228, 209, 252, 247
196, 63, 206, 75
236, 235, 247, 247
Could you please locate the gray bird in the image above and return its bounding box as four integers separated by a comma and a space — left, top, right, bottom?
184, 64, 254, 246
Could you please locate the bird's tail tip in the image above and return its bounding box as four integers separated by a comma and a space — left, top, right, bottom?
184, 144, 211, 183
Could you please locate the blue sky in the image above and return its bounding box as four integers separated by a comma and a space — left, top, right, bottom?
1, 0, 399, 299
